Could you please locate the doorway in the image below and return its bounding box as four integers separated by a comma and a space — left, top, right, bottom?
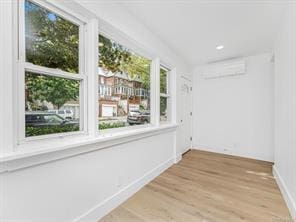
179, 76, 192, 154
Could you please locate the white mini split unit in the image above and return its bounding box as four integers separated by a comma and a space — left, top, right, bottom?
202, 59, 246, 80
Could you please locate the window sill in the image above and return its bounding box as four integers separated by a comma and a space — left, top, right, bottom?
0, 124, 177, 173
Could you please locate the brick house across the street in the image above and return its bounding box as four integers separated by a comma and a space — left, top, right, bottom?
98, 67, 150, 117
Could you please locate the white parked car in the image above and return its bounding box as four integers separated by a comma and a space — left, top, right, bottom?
48, 109, 74, 120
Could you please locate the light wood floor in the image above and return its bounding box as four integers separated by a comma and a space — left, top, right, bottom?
100, 150, 291, 222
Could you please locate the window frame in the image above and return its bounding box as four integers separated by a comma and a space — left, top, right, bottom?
8, 0, 177, 159
97, 31, 155, 134
159, 65, 171, 123
17, 0, 88, 143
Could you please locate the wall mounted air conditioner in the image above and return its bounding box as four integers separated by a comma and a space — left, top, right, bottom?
202, 59, 246, 80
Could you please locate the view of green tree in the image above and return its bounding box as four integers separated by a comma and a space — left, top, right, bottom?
25, 0, 80, 109
120, 54, 151, 90
160, 68, 168, 117
99, 35, 131, 73
99, 34, 151, 90
160, 97, 167, 116
25, 0, 151, 110
26, 73, 79, 109
25, 0, 79, 73
160, 68, 167, 93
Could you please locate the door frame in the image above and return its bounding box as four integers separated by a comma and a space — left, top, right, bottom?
180, 75, 193, 154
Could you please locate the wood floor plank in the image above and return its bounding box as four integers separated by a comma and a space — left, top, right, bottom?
99, 150, 291, 222
100, 206, 146, 222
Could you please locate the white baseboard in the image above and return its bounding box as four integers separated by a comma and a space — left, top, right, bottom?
73, 157, 175, 222
273, 166, 296, 220
174, 154, 182, 163
192, 145, 273, 162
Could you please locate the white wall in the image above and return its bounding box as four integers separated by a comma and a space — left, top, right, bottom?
0, 132, 175, 221
273, 3, 296, 218
193, 53, 274, 161
0, 1, 192, 221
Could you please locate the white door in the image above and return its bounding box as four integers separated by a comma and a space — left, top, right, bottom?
102, 105, 113, 117
180, 76, 192, 154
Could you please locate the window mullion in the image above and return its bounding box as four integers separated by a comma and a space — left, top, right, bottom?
78, 20, 87, 135
17, 61, 26, 143
151, 58, 160, 127
86, 19, 98, 137
160, 93, 170, 98
24, 62, 85, 81
170, 68, 177, 125
17, 0, 26, 143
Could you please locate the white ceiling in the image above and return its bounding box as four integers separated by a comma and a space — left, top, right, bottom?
120, 0, 288, 66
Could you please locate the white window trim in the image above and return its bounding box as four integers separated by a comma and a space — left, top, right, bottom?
160, 65, 171, 123
29, 0, 84, 26
86, 18, 99, 138
151, 58, 160, 126
0, 124, 177, 173
17, 0, 88, 145
24, 63, 87, 81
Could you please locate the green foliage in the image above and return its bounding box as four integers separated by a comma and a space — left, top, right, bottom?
99, 34, 151, 90
160, 68, 168, 117
160, 68, 168, 94
121, 54, 151, 90
25, 1, 80, 109
26, 121, 126, 136
25, 0, 79, 73
26, 73, 79, 109
139, 104, 145, 110
26, 121, 127, 136
99, 122, 126, 130
26, 125, 79, 137
160, 97, 167, 115
99, 35, 131, 73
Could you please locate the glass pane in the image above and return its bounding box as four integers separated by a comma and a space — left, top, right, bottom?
160, 67, 168, 94
25, 72, 80, 137
25, 0, 79, 73
98, 34, 151, 130
160, 97, 168, 122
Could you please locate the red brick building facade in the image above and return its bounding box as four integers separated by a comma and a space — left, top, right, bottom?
98, 68, 149, 117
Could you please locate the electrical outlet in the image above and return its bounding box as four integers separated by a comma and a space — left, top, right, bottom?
233, 143, 239, 149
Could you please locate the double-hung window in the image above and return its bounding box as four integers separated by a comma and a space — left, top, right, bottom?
160, 66, 171, 122
18, 0, 86, 140
98, 34, 152, 131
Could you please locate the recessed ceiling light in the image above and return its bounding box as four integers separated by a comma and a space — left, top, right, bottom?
216, 45, 224, 50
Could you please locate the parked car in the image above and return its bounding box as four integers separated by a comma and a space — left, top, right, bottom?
47, 109, 74, 120
127, 110, 150, 125
26, 112, 78, 128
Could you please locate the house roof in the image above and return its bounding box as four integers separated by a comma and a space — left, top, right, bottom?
98, 67, 142, 82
